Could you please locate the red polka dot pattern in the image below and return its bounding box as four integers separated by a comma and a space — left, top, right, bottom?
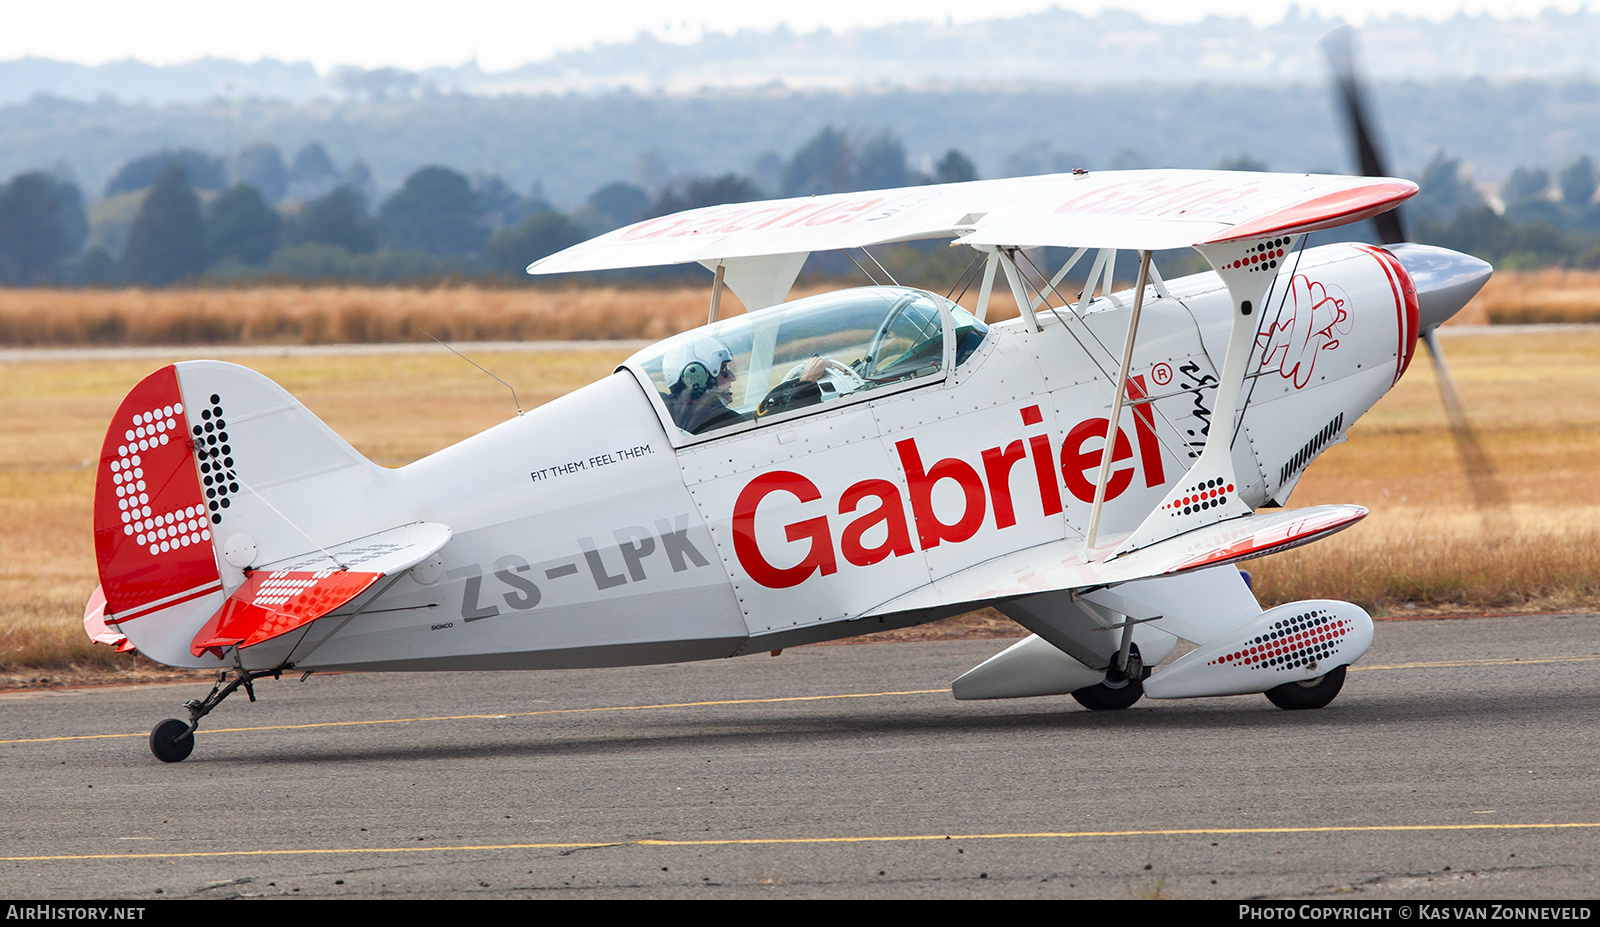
1208, 608, 1351, 673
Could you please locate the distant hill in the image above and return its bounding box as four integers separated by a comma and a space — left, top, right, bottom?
431, 7, 1600, 95
7, 8, 1600, 209
4, 7, 1600, 107
0, 57, 325, 107
5, 79, 1600, 210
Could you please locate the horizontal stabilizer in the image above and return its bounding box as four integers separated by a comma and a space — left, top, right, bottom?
865, 505, 1365, 617
189, 522, 451, 657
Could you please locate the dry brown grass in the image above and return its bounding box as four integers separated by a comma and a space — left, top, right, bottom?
3, 325, 1597, 685
0, 346, 638, 684
1469, 268, 1600, 325
0, 283, 1024, 347
1251, 519, 1600, 616
1249, 327, 1600, 614
0, 286, 713, 346
2, 264, 1597, 350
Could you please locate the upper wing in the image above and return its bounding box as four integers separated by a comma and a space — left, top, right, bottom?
527, 170, 1415, 276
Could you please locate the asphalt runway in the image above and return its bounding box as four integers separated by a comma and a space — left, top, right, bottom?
3, 614, 1598, 900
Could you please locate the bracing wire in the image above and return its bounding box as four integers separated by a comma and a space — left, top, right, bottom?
1231, 235, 1308, 450
1017, 249, 1191, 466
860, 247, 900, 286
946, 249, 987, 305
844, 251, 879, 284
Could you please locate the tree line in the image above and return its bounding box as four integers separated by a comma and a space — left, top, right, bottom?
0, 128, 978, 287
3, 128, 1599, 288
1404, 153, 1600, 270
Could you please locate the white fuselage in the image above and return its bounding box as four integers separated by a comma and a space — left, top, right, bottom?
245, 242, 1412, 673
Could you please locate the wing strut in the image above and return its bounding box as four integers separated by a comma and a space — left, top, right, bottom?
1115, 234, 1305, 556
1001, 246, 1193, 481
1079, 249, 1114, 314
707, 262, 726, 324
973, 250, 1001, 322
1028, 248, 1090, 314
994, 248, 1042, 332
698, 252, 809, 315
1085, 249, 1153, 553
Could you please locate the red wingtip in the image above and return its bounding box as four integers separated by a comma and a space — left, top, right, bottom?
1204, 181, 1417, 244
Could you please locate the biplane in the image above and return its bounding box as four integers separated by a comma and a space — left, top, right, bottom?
84, 163, 1491, 761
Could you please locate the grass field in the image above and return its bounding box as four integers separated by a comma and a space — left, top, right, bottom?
1248, 328, 1600, 614
0, 265, 1589, 348
1475, 268, 1600, 324
0, 282, 1024, 346
0, 346, 642, 685
3, 320, 1599, 686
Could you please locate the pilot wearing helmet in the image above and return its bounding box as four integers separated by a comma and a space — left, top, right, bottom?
664, 336, 835, 434
663, 336, 747, 435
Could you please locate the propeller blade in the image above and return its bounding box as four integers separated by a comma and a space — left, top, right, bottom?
1320, 26, 1408, 245
1326, 31, 1503, 527
1421, 328, 1509, 519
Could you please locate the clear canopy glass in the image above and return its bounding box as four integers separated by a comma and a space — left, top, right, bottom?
626, 286, 987, 438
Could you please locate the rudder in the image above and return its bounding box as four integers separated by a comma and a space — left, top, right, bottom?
93, 361, 395, 667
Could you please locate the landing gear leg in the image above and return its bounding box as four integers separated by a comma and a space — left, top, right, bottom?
1071, 644, 1148, 711
149, 665, 284, 763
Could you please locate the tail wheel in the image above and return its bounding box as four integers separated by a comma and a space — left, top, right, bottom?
1071, 677, 1145, 711
149, 718, 195, 763
1265, 664, 1348, 710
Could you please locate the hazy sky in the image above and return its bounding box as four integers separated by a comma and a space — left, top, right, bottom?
0, 1, 1571, 72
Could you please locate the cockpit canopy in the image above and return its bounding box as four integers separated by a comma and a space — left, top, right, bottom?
626, 286, 987, 440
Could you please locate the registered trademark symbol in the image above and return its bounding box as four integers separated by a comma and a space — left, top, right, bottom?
1151, 362, 1173, 386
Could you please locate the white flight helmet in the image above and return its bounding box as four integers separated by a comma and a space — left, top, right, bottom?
663, 336, 733, 391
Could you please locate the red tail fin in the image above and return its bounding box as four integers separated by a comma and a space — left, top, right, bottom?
93, 365, 223, 626
90, 361, 447, 669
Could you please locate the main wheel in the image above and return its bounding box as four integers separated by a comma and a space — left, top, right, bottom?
1071, 677, 1145, 711
1265, 665, 1347, 710
149, 718, 195, 763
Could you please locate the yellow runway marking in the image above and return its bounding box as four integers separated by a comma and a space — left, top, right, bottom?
5, 822, 1597, 863
0, 689, 946, 745
1351, 655, 1600, 672
4, 653, 1595, 747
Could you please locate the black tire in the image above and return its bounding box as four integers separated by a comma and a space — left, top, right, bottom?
149, 718, 195, 763
1265, 665, 1348, 711
1071, 677, 1145, 711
